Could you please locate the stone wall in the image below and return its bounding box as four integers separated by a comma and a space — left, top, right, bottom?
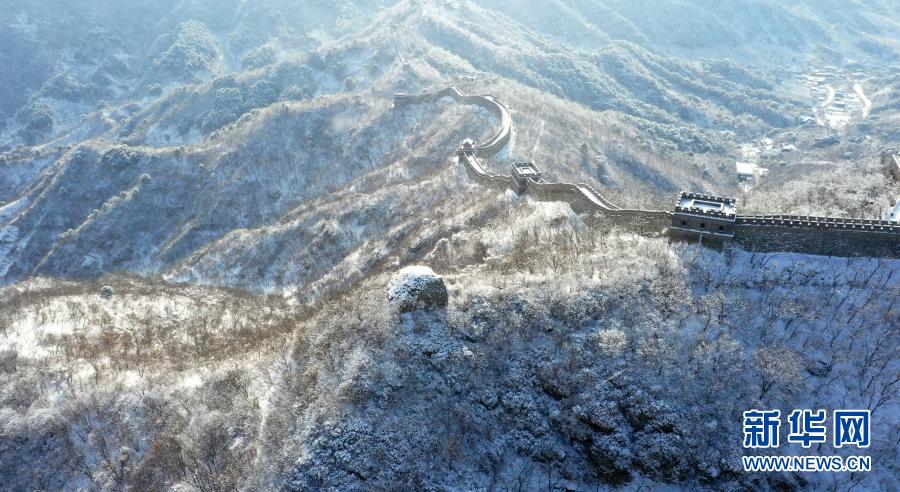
396, 87, 899, 258
735, 216, 900, 258
458, 152, 516, 191
395, 88, 510, 157
527, 181, 603, 214
526, 180, 671, 233
595, 209, 673, 234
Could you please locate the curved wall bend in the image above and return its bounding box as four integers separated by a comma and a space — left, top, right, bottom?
393, 87, 899, 258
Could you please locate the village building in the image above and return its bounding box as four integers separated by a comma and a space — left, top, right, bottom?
736, 161, 769, 184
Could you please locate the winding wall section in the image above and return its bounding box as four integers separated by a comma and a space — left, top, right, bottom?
396, 87, 672, 233
394, 87, 899, 258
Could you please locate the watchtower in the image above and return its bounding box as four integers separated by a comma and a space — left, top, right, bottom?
511, 162, 541, 194
671, 192, 737, 246
458, 138, 476, 155
393, 91, 412, 108
457, 139, 477, 169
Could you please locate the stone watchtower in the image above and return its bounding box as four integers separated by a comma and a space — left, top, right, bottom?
670, 192, 737, 246
459, 138, 476, 154
393, 91, 412, 109
511, 162, 541, 194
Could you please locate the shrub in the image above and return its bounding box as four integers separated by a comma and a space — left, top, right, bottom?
591, 328, 627, 356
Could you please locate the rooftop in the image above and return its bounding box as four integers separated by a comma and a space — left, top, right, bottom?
735, 161, 767, 176
676, 192, 737, 217
512, 162, 541, 177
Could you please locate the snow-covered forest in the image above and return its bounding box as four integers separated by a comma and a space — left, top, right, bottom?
3, 210, 898, 489
1, 1, 899, 490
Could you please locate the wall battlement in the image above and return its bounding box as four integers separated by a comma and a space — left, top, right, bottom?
674, 208, 736, 219
679, 192, 737, 205
395, 87, 899, 258
737, 215, 900, 232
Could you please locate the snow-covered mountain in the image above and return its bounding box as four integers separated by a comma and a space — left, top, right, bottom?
0, 1, 898, 490
5, 0, 895, 293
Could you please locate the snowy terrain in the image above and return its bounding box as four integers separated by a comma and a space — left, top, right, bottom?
1, 1, 899, 490
1, 208, 897, 489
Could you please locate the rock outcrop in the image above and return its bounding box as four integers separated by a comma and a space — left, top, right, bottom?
99, 285, 114, 299
387, 266, 448, 313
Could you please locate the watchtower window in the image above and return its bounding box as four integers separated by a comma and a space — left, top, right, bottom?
681, 220, 687, 226
700, 223, 706, 229
718, 225, 724, 231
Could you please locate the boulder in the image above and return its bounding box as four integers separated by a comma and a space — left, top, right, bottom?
99, 285, 114, 299
387, 266, 448, 313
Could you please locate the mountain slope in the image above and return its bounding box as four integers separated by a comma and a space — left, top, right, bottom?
1, 0, 832, 292
2, 1, 900, 490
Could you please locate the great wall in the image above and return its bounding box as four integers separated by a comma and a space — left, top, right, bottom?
393, 88, 900, 259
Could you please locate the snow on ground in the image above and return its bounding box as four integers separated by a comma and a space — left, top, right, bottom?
2, 290, 193, 359
0, 218, 23, 278
0, 197, 28, 222
143, 121, 204, 147
854, 83, 872, 119
1, 218, 897, 490
269, 230, 898, 490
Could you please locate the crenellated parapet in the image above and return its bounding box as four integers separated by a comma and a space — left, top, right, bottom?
736, 215, 900, 232
668, 192, 899, 256
734, 215, 900, 258
673, 192, 736, 217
